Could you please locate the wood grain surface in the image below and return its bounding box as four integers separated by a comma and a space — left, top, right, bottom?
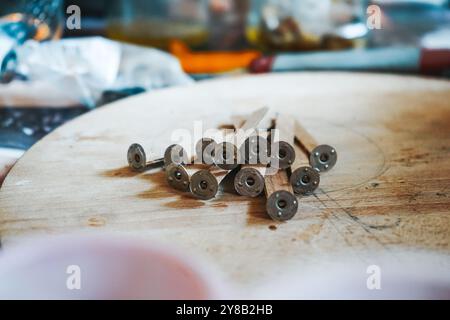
0, 73, 449, 289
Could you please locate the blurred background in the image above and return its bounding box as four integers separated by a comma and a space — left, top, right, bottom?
1, 0, 450, 183
64, 0, 449, 51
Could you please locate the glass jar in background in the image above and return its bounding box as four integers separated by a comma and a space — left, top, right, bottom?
208, 0, 251, 50
247, 0, 368, 51
107, 0, 209, 50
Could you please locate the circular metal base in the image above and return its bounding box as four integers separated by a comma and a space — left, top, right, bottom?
164, 144, 188, 167
310, 145, 337, 173
195, 138, 217, 165
239, 135, 270, 165
127, 143, 147, 171
214, 142, 239, 171
266, 190, 298, 221
270, 141, 296, 169
165, 164, 190, 192
234, 167, 265, 197
290, 166, 320, 195
190, 170, 219, 200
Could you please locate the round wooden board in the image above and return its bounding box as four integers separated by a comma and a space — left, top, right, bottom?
1, 73, 450, 291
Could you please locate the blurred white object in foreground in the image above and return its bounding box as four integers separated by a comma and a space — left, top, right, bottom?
0, 235, 228, 299
252, 252, 450, 299
0, 234, 448, 299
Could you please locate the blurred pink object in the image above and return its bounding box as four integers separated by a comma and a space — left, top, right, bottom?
0, 235, 230, 299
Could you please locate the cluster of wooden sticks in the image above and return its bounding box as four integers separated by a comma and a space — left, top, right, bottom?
127, 108, 337, 221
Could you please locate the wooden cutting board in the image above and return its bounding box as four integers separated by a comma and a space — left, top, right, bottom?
1, 73, 449, 289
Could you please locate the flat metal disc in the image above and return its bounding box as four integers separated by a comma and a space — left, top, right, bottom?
214, 142, 239, 171
234, 167, 265, 197
239, 135, 270, 165
310, 144, 337, 173
290, 166, 320, 195
164, 144, 188, 167
270, 141, 296, 170
165, 164, 190, 192
190, 170, 219, 200
127, 143, 147, 171
195, 138, 217, 165
266, 190, 298, 221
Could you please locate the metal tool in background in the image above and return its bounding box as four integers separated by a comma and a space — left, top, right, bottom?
264, 169, 298, 222
294, 120, 337, 173
250, 47, 450, 76
269, 113, 296, 170
289, 144, 320, 195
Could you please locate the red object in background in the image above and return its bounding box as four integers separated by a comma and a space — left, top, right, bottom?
249, 56, 275, 74
420, 48, 450, 75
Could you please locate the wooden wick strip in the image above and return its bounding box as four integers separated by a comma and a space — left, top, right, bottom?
294, 120, 318, 152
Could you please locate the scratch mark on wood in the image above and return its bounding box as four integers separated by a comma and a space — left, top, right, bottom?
314, 189, 392, 252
